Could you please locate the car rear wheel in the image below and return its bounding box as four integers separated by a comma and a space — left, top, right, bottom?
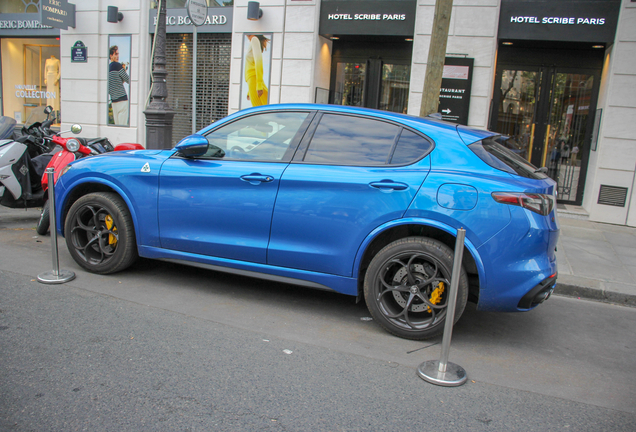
363, 237, 468, 340
65, 192, 138, 274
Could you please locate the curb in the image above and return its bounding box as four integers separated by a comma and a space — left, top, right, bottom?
554, 282, 636, 308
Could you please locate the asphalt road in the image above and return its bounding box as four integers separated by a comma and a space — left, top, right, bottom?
1, 207, 635, 431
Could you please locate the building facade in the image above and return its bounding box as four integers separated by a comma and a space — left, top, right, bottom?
0, 0, 634, 226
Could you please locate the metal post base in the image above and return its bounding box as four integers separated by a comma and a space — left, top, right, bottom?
37, 270, 76, 284
417, 360, 467, 387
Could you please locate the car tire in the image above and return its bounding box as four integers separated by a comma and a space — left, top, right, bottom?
64, 192, 138, 274
36, 200, 50, 235
363, 237, 468, 340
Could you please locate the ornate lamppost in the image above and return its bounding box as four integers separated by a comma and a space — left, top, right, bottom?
144, 0, 175, 149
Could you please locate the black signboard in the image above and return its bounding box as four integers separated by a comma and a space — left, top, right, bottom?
437, 57, 474, 126
498, 0, 620, 44
40, 0, 76, 30
319, 0, 416, 36
71, 41, 87, 62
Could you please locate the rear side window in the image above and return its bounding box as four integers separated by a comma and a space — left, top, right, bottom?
304, 114, 399, 165
390, 129, 433, 165
302, 114, 432, 166
469, 136, 547, 179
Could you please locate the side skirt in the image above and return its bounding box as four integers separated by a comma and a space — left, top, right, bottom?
139, 245, 358, 296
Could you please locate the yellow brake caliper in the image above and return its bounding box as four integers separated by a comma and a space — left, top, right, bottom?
427, 282, 445, 313
105, 215, 118, 246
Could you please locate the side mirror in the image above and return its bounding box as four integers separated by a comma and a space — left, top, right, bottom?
44, 106, 53, 115
71, 124, 82, 134
174, 134, 210, 158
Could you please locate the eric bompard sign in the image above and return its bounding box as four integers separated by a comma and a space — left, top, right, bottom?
40, 0, 76, 30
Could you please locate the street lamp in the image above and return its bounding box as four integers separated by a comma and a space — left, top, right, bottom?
144, 0, 175, 149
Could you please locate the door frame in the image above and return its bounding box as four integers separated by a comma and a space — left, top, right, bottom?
489, 46, 603, 205
329, 36, 413, 110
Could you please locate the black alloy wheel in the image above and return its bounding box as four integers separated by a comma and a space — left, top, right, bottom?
64, 192, 138, 274
364, 237, 468, 340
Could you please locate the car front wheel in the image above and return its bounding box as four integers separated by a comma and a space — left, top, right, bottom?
64, 192, 138, 274
363, 237, 468, 340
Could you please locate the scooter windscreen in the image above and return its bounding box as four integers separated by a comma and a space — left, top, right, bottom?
0, 116, 17, 140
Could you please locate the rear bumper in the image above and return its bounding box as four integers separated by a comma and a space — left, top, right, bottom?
517, 274, 557, 310
475, 206, 559, 312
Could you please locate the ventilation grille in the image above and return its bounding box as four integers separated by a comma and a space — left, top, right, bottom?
164, 33, 231, 146
597, 185, 628, 207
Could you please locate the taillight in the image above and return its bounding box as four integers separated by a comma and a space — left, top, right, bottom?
492, 192, 555, 216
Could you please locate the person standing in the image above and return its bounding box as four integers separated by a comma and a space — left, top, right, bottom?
108, 45, 129, 125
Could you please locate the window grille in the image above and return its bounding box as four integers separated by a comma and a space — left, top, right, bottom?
164, 33, 231, 145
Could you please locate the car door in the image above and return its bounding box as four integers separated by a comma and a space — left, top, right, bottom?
267, 112, 433, 276
158, 111, 313, 263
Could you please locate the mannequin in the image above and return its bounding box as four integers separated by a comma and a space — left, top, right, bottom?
44, 55, 61, 111
244, 35, 269, 107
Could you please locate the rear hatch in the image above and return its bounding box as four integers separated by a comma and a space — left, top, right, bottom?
468, 135, 559, 233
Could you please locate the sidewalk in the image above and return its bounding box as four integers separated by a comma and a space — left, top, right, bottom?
555, 205, 636, 307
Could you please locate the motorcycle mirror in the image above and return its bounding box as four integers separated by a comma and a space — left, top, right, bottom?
44, 106, 53, 115
71, 124, 82, 134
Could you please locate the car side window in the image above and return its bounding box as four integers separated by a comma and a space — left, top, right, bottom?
203, 112, 310, 161
390, 129, 433, 165
303, 114, 400, 165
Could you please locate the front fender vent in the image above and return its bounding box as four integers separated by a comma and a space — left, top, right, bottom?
597, 185, 628, 207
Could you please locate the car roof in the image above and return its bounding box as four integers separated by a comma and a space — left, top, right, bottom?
225, 104, 495, 145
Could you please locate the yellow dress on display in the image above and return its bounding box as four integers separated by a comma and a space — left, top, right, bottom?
244, 37, 268, 106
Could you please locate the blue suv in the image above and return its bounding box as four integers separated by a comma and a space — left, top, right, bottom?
54, 104, 559, 340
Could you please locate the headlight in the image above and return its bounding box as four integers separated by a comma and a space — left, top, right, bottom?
66, 138, 80, 152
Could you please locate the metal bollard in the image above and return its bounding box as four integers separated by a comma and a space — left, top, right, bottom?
37, 168, 75, 284
417, 228, 467, 386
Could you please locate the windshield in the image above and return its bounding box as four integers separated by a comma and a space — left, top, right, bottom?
24, 106, 53, 126
0, 116, 17, 139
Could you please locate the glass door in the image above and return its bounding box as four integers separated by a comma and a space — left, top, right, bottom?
333, 62, 366, 107
332, 59, 410, 114
544, 73, 595, 202
491, 66, 600, 205
492, 68, 543, 163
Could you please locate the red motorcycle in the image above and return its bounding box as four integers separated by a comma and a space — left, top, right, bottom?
36, 124, 143, 234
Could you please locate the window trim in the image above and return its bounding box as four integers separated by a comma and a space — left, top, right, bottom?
292, 111, 435, 167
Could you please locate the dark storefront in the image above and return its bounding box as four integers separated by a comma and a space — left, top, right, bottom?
150, 7, 232, 144
490, 0, 621, 205
320, 0, 416, 114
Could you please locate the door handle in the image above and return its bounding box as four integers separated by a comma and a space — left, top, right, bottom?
369, 181, 409, 191
240, 173, 274, 185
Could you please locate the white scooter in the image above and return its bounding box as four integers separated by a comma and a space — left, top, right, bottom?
0, 106, 57, 209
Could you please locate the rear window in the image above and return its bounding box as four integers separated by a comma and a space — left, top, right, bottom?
469, 136, 548, 179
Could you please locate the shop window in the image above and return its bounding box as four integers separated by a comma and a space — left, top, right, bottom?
1, 38, 61, 125
0, 0, 39, 14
